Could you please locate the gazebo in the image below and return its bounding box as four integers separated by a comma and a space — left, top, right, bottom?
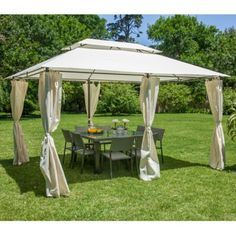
6, 38, 228, 197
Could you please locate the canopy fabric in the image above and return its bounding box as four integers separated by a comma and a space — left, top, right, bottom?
7, 44, 228, 82
139, 76, 160, 180
62, 38, 162, 54
82, 82, 101, 127
205, 79, 225, 170
10, 80, 29, 165
39, 71, 70, 197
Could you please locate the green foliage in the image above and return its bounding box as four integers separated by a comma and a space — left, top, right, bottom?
97, 83, 140, 115
227, 108, 236, 142
62, 82, 85, 113
158, 83, 192, 113
0, 15, 107, 78
223, 87, 236, 115
208, 28, 236, 76
185, 80, 208, 113
147, 15, 235, 76
107, 15, 143, 42
23, 99, 38, 115
223, 76, 236, 88
0, 77, 10, 112
148, 15, 236, 114
147, 15, 218, 67
0, 15, 107, 114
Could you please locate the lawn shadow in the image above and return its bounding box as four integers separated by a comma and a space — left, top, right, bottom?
60, 154, 134, 183
224, 164, 236, 172
0, 113, 12, 120
0, 154, 211, 197
0, 156, 45, 197
0, 154, 112, 197
0, 113, 41, 121
160, 155, 209, 171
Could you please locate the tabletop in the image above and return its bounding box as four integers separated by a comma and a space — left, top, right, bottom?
78, 130, 144, 142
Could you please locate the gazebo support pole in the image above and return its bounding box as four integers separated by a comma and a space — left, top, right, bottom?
87, 76, 91, 127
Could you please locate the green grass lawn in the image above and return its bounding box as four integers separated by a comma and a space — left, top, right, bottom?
0, 113, 236, 220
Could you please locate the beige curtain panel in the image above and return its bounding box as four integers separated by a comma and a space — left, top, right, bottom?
10, 80, 29, 165
205, 79, 225, 170
39, 71, 70, 197
139, 76, 160, 181
83, 82, 101, 127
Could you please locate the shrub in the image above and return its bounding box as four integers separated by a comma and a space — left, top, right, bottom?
61, 82, 85, 113
22, 99, 38, 115
158, 83, 192, 113
97, 83, 140, 115
0, 77, 10, 112
223, 87, 236, 115
227, 108, 236, 142
186, 80, 208, 113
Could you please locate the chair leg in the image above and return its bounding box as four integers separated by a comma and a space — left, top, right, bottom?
72, 152, 77, 169
130, 158, 133, 176
136, 156, 139, 174
62, 142, 66, 164
69, 150, 74, 168
160, 141, 164, 164
101, 153, 104, 170
81, 154, 85, 174
109, 158, 113, 179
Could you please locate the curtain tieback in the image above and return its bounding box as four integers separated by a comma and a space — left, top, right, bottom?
41, 132, 52, 154
141, 149, 150, 160
145, 126, 152, 132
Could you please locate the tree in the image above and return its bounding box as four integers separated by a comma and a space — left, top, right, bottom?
0, 15, 108, 113
107, 15, 143, 42
147, 15, 218, 67
208, 27, 236, 76
147, 15, 236, 114
0, 15, 107, 78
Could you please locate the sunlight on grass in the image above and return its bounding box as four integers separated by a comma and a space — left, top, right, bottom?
0, 113, 236, 220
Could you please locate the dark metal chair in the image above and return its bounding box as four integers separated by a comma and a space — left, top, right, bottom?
96, 125, 112, 151
152, 127, 165, 164
132, 135, 143, 174
74, 126, 88, 133
136, 125, 145, 132
71, 132, 94, 172
74, 126, 93, 147
102, 136, 135, 178
61, 129, 74, 165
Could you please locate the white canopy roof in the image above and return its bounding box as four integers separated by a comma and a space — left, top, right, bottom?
62, 38, 162, 54
7, 39, 228, 83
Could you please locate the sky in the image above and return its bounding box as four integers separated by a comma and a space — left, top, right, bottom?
99, 15, 236, 46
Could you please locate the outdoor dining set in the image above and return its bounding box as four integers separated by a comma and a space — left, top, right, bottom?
61, 124, 165, 178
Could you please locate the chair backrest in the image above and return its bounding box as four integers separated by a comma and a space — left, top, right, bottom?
152, 127, 165, 141
74, 126, 87, 133
61, 129, 73, 143
110, 136, 134, 152
136, 126, 165, 142
71, 132, 85, 149
136, 125, 145, 132
134, 136, 143, 150
96, 125, 111, 131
